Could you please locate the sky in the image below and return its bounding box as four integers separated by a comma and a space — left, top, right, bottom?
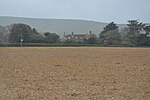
0, 0, 149, 24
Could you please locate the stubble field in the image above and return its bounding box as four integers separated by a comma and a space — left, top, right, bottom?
0, 47, 150, 100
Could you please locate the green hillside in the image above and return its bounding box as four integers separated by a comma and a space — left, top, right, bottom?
1, 16, 147, 37
0, 16, 108, 37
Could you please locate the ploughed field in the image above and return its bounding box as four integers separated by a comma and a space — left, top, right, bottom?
0, 47, 150, 100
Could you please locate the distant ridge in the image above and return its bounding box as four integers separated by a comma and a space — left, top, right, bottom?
0, 16, 129, 36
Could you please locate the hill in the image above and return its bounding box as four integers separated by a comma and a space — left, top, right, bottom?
1, 16, 149, 37
0, 16, 126, 37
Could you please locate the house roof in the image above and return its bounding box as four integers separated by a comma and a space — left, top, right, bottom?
63, 33, 97, 39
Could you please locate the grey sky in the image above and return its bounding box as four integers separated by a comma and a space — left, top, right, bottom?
0, 0, 149, 23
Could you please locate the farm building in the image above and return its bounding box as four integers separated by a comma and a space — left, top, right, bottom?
61, 31, 97, 41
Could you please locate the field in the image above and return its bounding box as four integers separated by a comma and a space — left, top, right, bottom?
0, 47, 150, 100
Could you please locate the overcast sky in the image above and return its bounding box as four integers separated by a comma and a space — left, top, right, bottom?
0, 0, 149, 23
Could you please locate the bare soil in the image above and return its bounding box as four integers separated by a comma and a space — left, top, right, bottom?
0, 47, 150, 100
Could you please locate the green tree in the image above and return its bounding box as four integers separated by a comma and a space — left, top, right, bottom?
99, 22, 121, 45
44, 32, 60, 43
9, 23, 42, 43
127, 20, 145, 36
0, 25, 9, 43
32, 28, 39, 34
29, 34, 45, 43
144, 26, 150, 36
101, 22, 118, 34
125, 20, 145, 46
137, 34, 150, 46
136, 25, 150, 46
9, 23, 34, 43
87, 37, 97, 44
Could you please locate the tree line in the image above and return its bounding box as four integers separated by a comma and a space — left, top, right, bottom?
0, 20, 150, 46
99, 20, 150, 46
8, 23, 60, 43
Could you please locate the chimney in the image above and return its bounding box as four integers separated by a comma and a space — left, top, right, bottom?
72, 31, 74, 36
89, 31, 92, 35
64, 32, 66, 37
